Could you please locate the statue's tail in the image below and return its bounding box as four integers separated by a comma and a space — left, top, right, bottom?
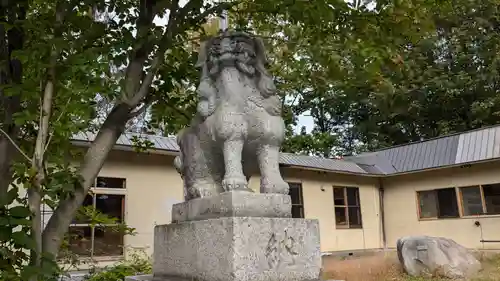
174, 155, 182, 175
174, 129, 185, 175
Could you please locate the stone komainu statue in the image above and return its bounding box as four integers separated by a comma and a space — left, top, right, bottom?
173, 30, 289, 201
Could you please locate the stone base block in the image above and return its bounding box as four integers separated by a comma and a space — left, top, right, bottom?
153, 217, 321, 281
125, 276, 337, 281
125, 275, 153, 281
171, 191, 291, 222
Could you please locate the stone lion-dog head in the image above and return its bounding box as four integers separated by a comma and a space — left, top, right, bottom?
195, 30, 278, 117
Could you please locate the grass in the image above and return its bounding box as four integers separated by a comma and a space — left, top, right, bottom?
321, 251, 500, 281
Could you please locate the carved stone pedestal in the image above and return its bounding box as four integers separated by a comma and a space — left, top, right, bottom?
126, 195, 322, 281
152, 217, 321, 281
171, 191, 292, 222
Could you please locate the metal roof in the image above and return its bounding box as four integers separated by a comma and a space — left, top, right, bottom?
347, 125, 500, 175
71, 132, 370, 175
72, 124, 500, 176
279, 153, 368, 174
72, 131, 180, 151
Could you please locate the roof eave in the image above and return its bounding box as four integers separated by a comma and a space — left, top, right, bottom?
280, 164, 384, 177
382, 157, 500, 177
72, 140, 381, 176
70, 140, 180, 157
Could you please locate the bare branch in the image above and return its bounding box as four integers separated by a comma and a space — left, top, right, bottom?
125, 0, 180, 107
0, 127, 31, 162
129, 101, 151, 118
43, 98, 72, 154
127, 0, 238, 107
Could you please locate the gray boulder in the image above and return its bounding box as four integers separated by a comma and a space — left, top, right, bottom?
397, 236, 481, 279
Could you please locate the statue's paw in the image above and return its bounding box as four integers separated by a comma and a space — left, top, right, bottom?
196, 184, 219, 198
222, 177, 249, 192
261, 178, 289, 194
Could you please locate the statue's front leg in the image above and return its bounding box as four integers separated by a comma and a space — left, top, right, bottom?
222, 140, 250, 192
258, 144, 289, 194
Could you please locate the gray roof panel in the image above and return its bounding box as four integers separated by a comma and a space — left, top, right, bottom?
71, 124, 500, 176
71, 132, 372, 175
279, 153, 367, 174
349, 125, 500, 174
494, 128, 500, 157
455, 126, 500, 164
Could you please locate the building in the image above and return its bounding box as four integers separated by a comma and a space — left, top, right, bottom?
62, 125, 500, 264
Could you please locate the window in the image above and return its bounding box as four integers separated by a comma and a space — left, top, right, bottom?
460, 184, 500, 216
67, 177, 126, 257
333, 187, 362, 229
417, 184, 500, 219
460, 186, 483, 216
483, 184, 500, 214
96, 177, 126, 189
288, 182, 304, 218
418, 190, 438, 218
436, 188, 459, 218
418, 188, 459, 219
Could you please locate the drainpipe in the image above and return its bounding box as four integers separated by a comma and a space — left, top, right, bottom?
378, 178, 387, 249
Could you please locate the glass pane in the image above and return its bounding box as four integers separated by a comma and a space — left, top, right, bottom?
335, 207, 347, 227
348, 206, 362, 228
436, 188, 459, 218
483, 184, 500, 215
291, 205, 304, 218
333, 188, 345, 206
67, 226, 92, 256
72, 194, 94, 224
288, 183, 302, 205
346, 188, 359, 206
93, 227, 124, 256
418, 191, 438, 218
95, 177, 125, 188
461, 186, 483, 216
96, 194, 124, 222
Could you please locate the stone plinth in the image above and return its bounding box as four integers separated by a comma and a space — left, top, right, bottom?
153, 217, 321, 281
125, 276, 336, 281
171, 191, 291, 223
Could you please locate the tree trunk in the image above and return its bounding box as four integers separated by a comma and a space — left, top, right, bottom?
29, 75, 55, 275
0, 2, 25, 206
41, 103, 132, 256
40, 0, 231, 259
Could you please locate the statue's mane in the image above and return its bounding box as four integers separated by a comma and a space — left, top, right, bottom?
195, 31, 276, 98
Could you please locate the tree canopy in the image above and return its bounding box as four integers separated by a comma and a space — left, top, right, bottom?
256, 0, 500, 156
1, 0, 500, 279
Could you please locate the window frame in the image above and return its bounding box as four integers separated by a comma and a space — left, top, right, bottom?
416, 187, 460, 220
287, 182, 304, 219
333, 186, 363, 229
68, 177, 127, 258
459, 184, 500, 217
416, 183, 500, 221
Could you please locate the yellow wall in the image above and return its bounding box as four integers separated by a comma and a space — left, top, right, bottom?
83, 150, 384, 260
280, 169, 382, 252
62, 147, 500, 269
250, 168, 383, 252
97, 151, 184, 257
383, 161, 500, 250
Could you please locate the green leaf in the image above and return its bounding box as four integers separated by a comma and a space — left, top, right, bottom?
7, 186, 19, 205
11, 231, 36, 250
9, 206, 32, 218
21, 265, 41, 280
0, 226, 12, 241
10, 218, 32, 226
